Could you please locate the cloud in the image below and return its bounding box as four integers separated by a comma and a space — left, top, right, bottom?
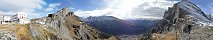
45, 8, 54, 12
0, 0, 46, 12
49, 3, 61, 8
0, 0, 46, 18
166, 0, 179, 1
44, 3, 61, 12
130, 0, 178, 18
75, 0, 178, 19
69, 7, 75, 10
24, 11, 41, 19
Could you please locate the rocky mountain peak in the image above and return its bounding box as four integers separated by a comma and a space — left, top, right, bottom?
150, 1, 213, 40
0, 8, 120, 40
163, 0, 210, 23
38, 8, 118, 40
61, 8, 70, 14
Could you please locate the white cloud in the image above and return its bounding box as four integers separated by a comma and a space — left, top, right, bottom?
69, 7, 75, 10
0, 0, 46, 18
75, 0, 178, 19
45, 8, 54, 12
0, 0, 46, 12
45, 3, 61, 12
49, 3, 60, 8
24, 11, 41, 19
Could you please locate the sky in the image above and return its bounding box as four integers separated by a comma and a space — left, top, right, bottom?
0, 0, 212, 19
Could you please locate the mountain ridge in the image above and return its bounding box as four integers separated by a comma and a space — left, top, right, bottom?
149, 0, 213, 40
82, 16, 159, 35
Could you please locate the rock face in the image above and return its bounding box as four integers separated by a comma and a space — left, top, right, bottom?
150, 1, 213, 40
0, 30, 16, 40
29, 8, 118, 40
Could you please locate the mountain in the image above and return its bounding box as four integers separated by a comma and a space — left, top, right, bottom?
0, 8, 118, 40
82, 16, 136, 35
127, 19, 160, 32
2, 0, 212, 40
149, 0, 213, 40
82, 16, 159, 35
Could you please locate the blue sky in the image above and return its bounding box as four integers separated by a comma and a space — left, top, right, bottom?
36, 0, 106, 18
44, 0, 104, 11
0, 0, 212, 19
190, 0, 213, 14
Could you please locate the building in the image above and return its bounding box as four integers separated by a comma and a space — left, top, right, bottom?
1, 15, 12, 24
0, 12, 30, 24
13, 12, 27, 19
0, 14, 2, 23
11, 12, 29, 24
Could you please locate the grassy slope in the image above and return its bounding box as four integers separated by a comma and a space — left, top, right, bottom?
0, 24, 33, 40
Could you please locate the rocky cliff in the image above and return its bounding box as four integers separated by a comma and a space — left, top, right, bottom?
150, 0, 213, 40
0, 8, 118, 40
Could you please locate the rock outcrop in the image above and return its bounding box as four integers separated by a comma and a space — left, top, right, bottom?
0, 8, 119, 40
0, 30, 16, 40
29, 8, 118, 40
150, 0, 213, 40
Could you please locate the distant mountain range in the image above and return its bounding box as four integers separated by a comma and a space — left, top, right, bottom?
81, 16, 160, 35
